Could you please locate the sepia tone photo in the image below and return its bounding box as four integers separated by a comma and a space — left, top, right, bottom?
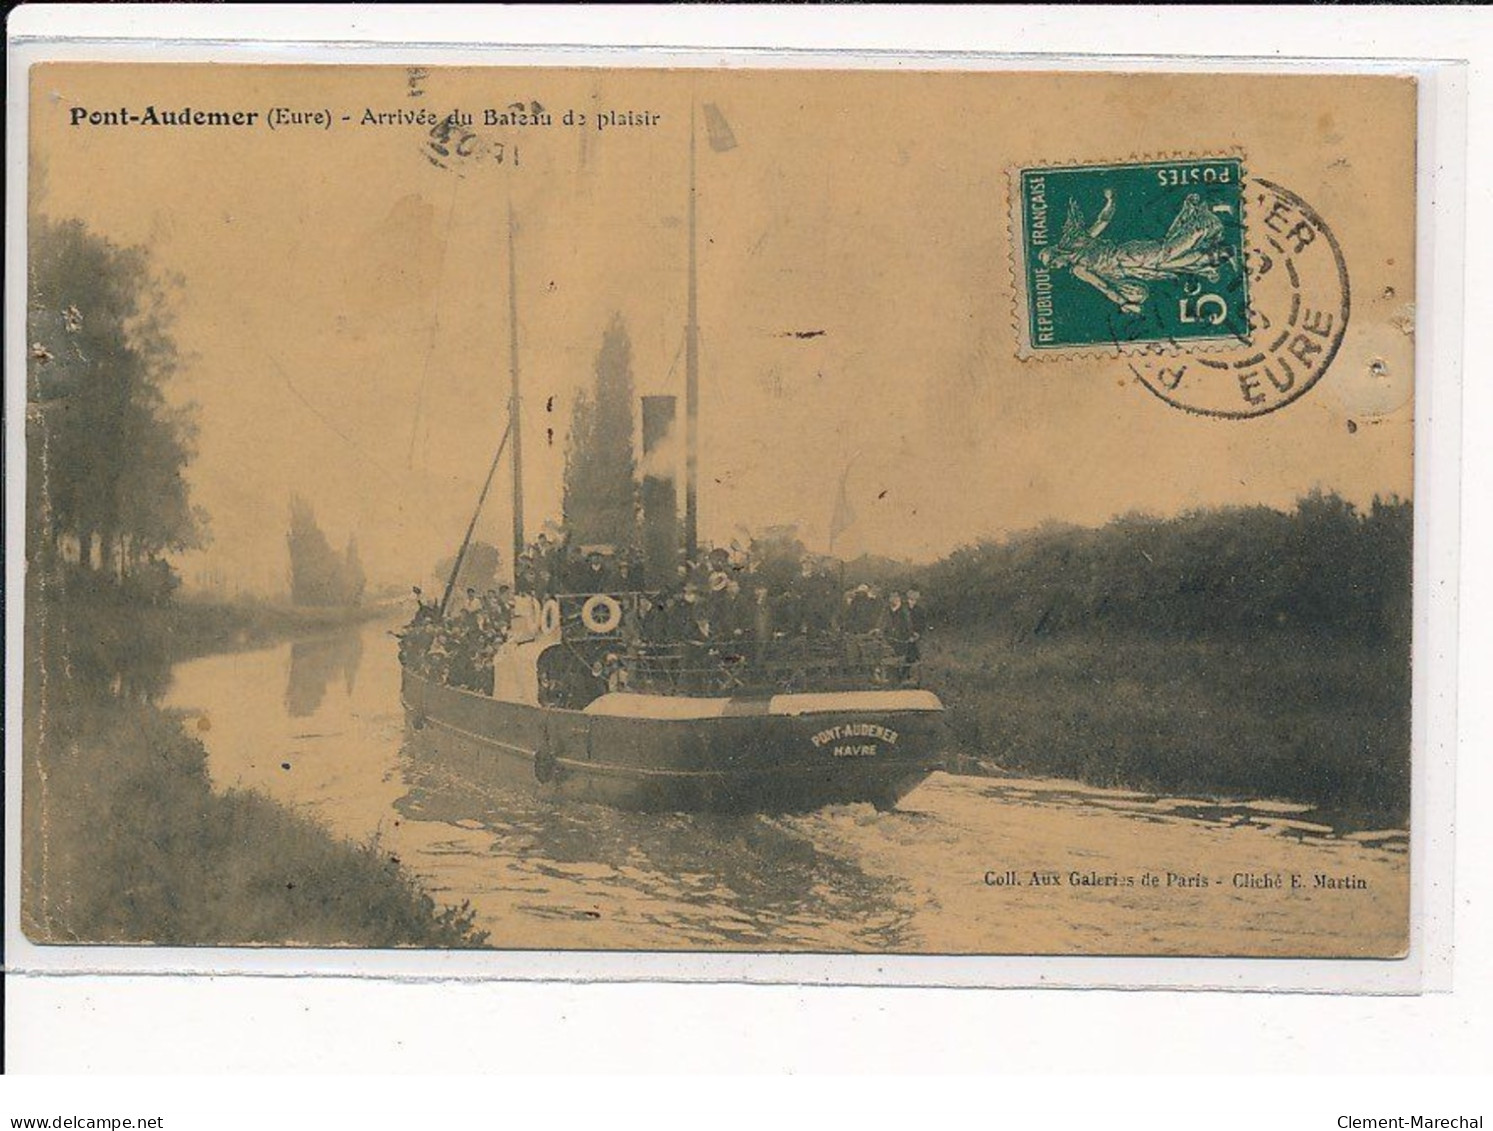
19, 63, 1416, 958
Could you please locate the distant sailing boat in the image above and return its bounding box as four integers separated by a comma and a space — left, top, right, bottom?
399, 113, 947, 812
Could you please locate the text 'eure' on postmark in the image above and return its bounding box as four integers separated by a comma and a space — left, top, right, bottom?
1011, 157, 1353, 420
1126, 179, 1351, 419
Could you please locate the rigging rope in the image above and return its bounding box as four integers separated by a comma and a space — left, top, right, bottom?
407, 177, 464, 471
439, 418, 514, 617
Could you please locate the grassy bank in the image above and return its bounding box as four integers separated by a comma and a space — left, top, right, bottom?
25, 573, 396, 702
22, 585, 487, 947
164, 594, 395, 660
923, 625, 1410, 828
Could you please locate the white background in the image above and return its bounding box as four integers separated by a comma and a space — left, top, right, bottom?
4, 3, 1491, 1120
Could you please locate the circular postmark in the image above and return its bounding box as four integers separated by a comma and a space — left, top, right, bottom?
1127, 178, 1350, 419
422, 108, 528, 175
409, 64, 538, 177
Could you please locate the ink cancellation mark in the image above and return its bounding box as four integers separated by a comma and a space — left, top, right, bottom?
1011, 160, 1351, 419
1127, 179, 1351, 420
419, 104, 539, 174
1013, 157, 1250, 356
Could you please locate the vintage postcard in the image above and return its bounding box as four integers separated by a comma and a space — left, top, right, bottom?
16, 62, 1418, 963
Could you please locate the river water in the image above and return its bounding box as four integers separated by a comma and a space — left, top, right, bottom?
163, 617, 1409, 956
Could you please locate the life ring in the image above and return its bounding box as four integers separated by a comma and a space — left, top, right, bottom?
540, 599, 562, 636
580, 594, 623, 635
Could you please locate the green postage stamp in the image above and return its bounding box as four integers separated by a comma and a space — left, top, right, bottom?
1014, 157, 1250, 354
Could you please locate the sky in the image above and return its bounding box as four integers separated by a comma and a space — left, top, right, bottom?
29, 64, 1416, 592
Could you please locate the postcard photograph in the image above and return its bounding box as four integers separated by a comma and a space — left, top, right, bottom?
17, 62, 1417, 960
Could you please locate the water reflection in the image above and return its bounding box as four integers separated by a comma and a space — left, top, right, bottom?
396, 738, 916, 950
169, 617, 915, 951
284, 632, 364, 718
166, 615, 1410, 956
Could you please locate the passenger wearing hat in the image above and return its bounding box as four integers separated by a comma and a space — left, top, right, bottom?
707, 546, 731, 579
555, 543, 582, 593
671, 585, 703, 640
710, 576, 749, 656
483, 587, 513, 638
533, 533, 559, 597
845, 584, 879, 634
881, 591, 916, 684
772, 582, 804, 637
905, 589, 927, 635
677, 586, 713, 692
705, 568, 732, 631
398, 588, 440, 669
584, 550, 610, 592
723, 577, 746, 637
594, 652, 628, 693
800, 558, 839, 634
515, 548, 537, 596
903, 589, 926, 679
410, 586, 439, 625
840, 584, 872, 667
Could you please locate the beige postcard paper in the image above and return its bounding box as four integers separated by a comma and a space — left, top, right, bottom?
21, 63, 1415, 958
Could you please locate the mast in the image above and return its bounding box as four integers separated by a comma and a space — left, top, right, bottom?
508, 199, 526, 570
684, 102, 700, 561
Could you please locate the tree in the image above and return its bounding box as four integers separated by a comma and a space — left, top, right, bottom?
287, 496, 364, 607
562, 315, 638, 548
433, 541, 500, 601
26, 216, 205, 580
343, 535, 367, 607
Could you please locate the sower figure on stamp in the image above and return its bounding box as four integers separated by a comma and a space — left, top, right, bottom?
1040, 190, 1231, 314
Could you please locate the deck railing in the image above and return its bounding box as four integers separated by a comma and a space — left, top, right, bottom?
416, 589, 922, 700
543, 591, 918, 694
613, 635, 911, 695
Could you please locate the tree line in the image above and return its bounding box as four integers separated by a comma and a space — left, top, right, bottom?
29, 216, 372, 609
26, 216, 205, 600
920, 491, 1412, 641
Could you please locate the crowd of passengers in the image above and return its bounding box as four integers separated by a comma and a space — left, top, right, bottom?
397, 531, 928, 697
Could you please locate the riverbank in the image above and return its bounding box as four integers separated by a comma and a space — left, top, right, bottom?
922, 625, 1410, 830
21, 584, 487, 946
160, 592, 397, 660
24, 574, 398, 701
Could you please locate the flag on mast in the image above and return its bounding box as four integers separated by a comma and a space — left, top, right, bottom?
702, 103, 738, 152
828, 458, 858, 553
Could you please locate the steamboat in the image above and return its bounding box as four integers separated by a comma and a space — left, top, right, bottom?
400, 110, 947, 812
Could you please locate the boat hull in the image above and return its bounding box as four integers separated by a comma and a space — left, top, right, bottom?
400, 668, 945, 813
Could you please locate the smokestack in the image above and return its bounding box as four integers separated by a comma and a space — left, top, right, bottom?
641, 395, 679, 587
